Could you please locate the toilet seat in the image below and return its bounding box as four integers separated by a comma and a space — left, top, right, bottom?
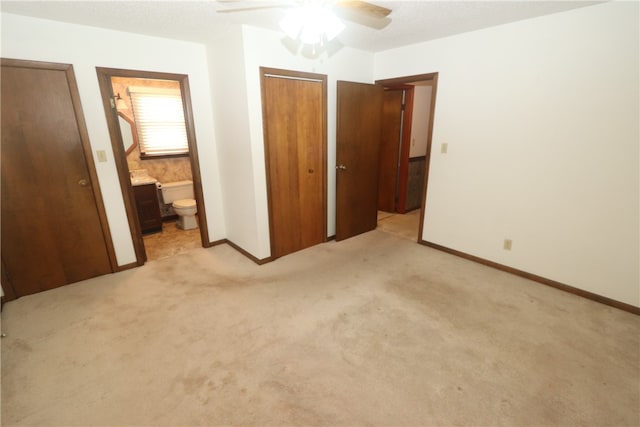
173, 199, 196, 209
172, 198, 197, 230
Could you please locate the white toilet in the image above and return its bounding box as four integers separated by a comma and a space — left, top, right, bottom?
159, 180, 198, 230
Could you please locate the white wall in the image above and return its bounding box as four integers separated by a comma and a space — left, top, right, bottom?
210, 25, 374, 259
4, 5, 637, 308
374, 2, 640, 307
207, 26, 258, 252
1, 13, 226, 266
409, 85, 432, 158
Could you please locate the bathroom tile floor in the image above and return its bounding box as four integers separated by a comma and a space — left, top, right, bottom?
142, 217, 202, 261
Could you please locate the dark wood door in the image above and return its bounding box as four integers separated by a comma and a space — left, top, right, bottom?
335, 81, 383, 241
377, 89, 404, 212
1, 59, 113, 299
262, 69, 326, 258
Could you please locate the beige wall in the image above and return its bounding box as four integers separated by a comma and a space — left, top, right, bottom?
409, 84, 432, 158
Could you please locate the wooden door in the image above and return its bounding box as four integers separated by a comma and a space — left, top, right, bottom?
335, 81, 383, 241
377, 89, 404, 212
1, 59, 114, 299
261, 68, 327, 258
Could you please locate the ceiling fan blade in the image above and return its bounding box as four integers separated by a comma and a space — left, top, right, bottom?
215, 0, 392, 30
334, 6, 391, 29
216, 0, 294, 13
217, 5, 287, 13
336, 1, 391, 18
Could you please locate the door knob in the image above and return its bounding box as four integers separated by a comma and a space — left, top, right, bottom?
78, 179, 88, 187
336, 164, 347, 170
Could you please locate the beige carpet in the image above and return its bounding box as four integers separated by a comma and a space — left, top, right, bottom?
377, 210, 421, 241
2, 229, 639, 426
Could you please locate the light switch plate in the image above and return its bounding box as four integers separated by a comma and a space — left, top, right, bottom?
97, 150, 107, 162
441, 143, 448, 154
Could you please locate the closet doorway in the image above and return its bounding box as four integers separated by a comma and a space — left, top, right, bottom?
260, 67, 327, 259
96, 68, 208, 265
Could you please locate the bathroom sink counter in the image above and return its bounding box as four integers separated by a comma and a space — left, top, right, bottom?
130, 169, 158, 187
131, 176, 158, 186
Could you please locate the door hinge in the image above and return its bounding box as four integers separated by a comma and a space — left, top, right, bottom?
401, 103, 406, 111
110, 98, 116, 109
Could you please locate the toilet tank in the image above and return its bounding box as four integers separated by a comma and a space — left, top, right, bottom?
159, 180, 194, 204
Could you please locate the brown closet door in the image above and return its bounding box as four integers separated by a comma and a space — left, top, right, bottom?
1, 59, 113, 299
262, 70, 326, 259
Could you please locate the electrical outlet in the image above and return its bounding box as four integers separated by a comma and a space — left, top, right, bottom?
97, 150, 107, 163
503, 239, 513, 251
441, 143, 448, 154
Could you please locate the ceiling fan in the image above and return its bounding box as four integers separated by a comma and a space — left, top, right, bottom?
216, 0, 392, 31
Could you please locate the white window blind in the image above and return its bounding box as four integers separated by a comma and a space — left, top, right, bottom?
128, 86, 189, 157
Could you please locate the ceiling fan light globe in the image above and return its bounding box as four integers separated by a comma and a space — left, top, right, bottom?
280, 4, 345, 45
299, 26, 321, 44
320, 11, 345, 41
279, 10, 303, 40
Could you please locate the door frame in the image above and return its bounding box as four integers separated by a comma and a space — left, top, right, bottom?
96, 67, 209, 267
376, 72, 439, 242
379, 85, 415, 214
260, 67, 328, 258
1, 58, 118, 303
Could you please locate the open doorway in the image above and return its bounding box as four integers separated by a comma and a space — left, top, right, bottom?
97, 68, 209, 265
376, 74, 438, 242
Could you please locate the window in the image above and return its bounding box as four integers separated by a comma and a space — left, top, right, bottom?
129, 86, 189, 158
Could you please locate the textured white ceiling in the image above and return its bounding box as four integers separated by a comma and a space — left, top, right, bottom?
1, 1, 601, 52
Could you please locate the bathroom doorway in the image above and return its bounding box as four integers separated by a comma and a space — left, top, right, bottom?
96, 67, 209, 265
